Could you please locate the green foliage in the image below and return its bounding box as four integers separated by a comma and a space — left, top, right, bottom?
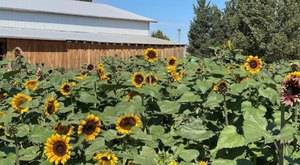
151, 30, 170, 41
0, 48, 299, 165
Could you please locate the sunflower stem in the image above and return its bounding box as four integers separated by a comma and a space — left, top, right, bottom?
223, 94, 229, 126
293, 106, 298, 151
14, 133, 20, 165
279, 104, 285, 165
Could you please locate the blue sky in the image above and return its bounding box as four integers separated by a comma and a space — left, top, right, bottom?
95, 0, 226, 44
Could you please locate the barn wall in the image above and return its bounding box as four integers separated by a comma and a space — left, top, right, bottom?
0, 10, 149, 36
6, 39, 185, 69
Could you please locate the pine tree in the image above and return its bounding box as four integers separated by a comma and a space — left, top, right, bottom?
151, 30, 170, 41
209, 5, 225, 47
187, 0, 211, 57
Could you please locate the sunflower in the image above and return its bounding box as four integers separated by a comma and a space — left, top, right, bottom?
24, 79, 39, 90
290, 63, 298, 72
170, 71, 181, 82
243, 55, 263, 74
167, 56, 178, 72
87, 64, 95, 71
45, 97, 59, 116
196, 68, 203, 75
116, 114, 142, 134
93, 152, 118, 165
227, 40, 232, 50
44, 134, 71, 165
145, 73, 158, 86
168, 160, 178, 165
75, 72, 87, 80
11, 94, 32, 114
97, 66, 110, 80
60, 83, 72, 96
198, 161, 208, 165
144, 48, 158, 63
214, 80, 229, 94
281, 72, 300, 106
54, 122, 73, 136
131, 72, 145, 88
227, 66, 232, 73
78, 114, 101, 142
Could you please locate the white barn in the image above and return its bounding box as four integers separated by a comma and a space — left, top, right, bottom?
0, 0, 185, 68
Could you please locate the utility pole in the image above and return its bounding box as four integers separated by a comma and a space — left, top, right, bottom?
177, 28, 181, 43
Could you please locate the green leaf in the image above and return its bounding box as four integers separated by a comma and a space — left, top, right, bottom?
85, 138, 106, 161
196, 79, 214, 93
276, 124, 296, 141
3, 70, 20, 79
203, 92, 223, 109
28, 125, 53, 143
16, 124, 29, 138
150, 125, 165, 139
216, 126, 245, 150
178, 149, 199, 162
258, 86, 279, 105
243, 112, 273, 144
176, 125, 214, 142
157, 100, 180, 114
135, 146, 156, 165
212, 159, 237, 165
19, 146, 39, 161
177, 92, 201, 102
78, 92, 99, 104
2, 153, 16, 164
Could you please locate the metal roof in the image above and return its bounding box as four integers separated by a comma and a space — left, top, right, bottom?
0, 0, 156, 22
0, 27, 185, 46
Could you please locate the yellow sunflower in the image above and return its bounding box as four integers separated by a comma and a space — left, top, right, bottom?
44, 134, 71, 165
78, 114, 101, 142
116, 114, 142, 135
131, 72, 145, 88
227, 66, 232, 73
214, 80, 229, 94
198, 161, 208, 165
244, 55, 263, 74
144, 48, 158, 63
45, 97, 59, 116
170, 71, 181, 82
168, 160, 178, 165
97, 66, 110, 80
75, 72, 87, 80
54, 122, 73, 136
60, 83, 72, 96
145, 73, 158, 86
93, 152, 118, 165
167, 56, 178, 72
24, 79, 39, 90
11, 94, 32, 114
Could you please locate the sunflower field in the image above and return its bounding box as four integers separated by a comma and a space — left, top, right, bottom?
1, 44, 300, 165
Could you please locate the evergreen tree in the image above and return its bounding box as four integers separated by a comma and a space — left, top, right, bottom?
209, 5, 225, 47
187, 0, 211, 57
151, 30, 170, 41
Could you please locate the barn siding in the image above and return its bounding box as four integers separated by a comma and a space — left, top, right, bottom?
0, 10, 149, 36
6, 39, 185, 69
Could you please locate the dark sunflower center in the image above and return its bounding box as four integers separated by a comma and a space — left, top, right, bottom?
28, 82, 36, 86
134, 75, 144, 84
148, 51, 156, 58
219, 82, 228, 91
47, 101, 55, 114
286, 85, 300, 96
53, 141, 67, 156
101, 156, 110, 161
146, 76, 157, 84
83, 121, 97, 135
120, 117, 136, 130
169, 59, 175, 65
87, 64, 94, 71
250, 61, 258, 69
63, 85, 71, 93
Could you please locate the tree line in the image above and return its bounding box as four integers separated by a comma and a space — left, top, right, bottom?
188, 0, 300, 62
